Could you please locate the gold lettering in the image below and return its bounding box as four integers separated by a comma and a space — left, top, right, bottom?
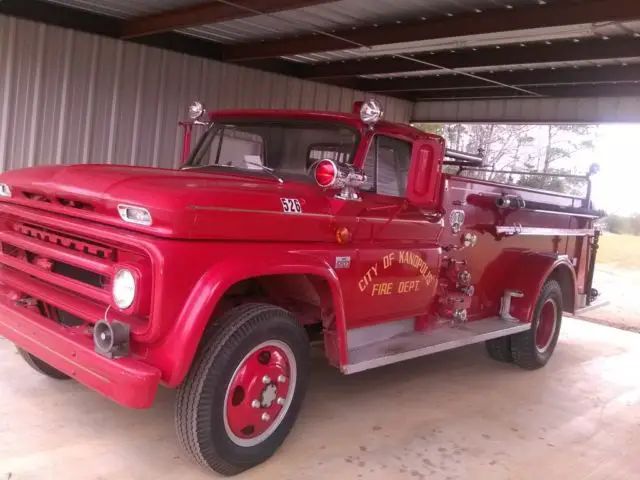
398, 280, 421, 294
370, 263, 378, 277
372, 282, 393, 296
383, 252, 395, 269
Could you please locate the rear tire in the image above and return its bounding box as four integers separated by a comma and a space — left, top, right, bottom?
510, 280, 563, 370
485, 336, 513, 363
17, 348, 70, 380
175, 303, 309, 476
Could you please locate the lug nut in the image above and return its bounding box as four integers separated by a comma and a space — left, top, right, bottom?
262, 375, 272, 384
277, 375, 287, 384
277, 397, 286, 406
251, 400, 260, 409
261, 413, 271, 422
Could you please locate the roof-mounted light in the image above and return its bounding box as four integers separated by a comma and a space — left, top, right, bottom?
359, 98, 384, 125
117, 204, 152, 226
188, 100, 206, 121
0, 183, 12, 198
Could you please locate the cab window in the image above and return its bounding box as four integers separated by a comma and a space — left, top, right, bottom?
185, 120, 358, 181
362, 136, 412, 197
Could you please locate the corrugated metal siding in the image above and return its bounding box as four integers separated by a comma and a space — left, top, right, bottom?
0, 14, 412, 172
412, 97, 640, 123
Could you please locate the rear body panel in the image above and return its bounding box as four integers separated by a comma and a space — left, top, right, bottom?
441, 175, 595, 320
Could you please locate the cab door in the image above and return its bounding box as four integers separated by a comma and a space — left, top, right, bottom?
347, 134, 443, 328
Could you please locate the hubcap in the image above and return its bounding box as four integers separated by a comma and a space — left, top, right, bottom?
223, 340, 296, 447
535, 298, 558, 353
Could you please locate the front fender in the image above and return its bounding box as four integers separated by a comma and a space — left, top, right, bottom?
504, 253, 576, 323
149, 251, 346, 387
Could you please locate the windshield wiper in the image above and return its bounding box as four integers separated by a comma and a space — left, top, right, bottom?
244, 158, 284, 184
181, 160, 284, 184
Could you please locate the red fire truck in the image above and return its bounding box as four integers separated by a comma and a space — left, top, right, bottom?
0, 99, 602, 475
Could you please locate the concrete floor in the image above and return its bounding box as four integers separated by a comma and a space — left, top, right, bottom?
1, 318, 639, 480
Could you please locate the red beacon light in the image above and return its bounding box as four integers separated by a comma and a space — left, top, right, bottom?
314, 159, 338, 188
313, 159, 367, 201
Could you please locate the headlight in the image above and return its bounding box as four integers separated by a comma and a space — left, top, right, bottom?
117, 204, 152, 226
0, 183, 12, 197
112, 268, 136, 309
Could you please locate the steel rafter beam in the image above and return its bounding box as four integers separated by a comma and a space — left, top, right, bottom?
0, 0, 304, 77
300, 37, 640, 80
412, 83, 640, 101
121, 0, 338, 39
222, 0, 640, 61
359, 65, 640, 93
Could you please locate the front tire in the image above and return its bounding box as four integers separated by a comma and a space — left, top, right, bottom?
175, 303, 309, 476
17, 348, 70, 380
510, 280, 563, 370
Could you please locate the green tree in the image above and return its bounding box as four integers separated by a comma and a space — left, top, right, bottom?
606, 214, 627, 234
539, 125, 596, 172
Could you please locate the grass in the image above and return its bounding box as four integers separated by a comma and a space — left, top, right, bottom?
596, 232, 640, 268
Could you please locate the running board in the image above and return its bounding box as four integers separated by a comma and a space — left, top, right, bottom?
342, 318, 530, 374
569, 298, 610, 318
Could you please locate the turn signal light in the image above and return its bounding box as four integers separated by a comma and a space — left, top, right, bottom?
314, 160, 338, 188
335, 227, 351, 244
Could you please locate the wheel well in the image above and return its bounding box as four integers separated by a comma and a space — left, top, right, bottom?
549, 265, 575, 313
211, 274, 335, 329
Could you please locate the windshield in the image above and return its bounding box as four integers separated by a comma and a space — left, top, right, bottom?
183, 119, 359, 180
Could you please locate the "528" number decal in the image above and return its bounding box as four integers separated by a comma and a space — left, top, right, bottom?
281, 198, 302, 214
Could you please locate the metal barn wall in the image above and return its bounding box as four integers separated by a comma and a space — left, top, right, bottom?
412, 97, 640, 123
0, 15, 412, 172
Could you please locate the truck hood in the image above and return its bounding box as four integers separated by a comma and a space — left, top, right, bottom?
0, 164, 335, 241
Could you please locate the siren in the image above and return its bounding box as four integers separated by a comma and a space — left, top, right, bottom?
93, 319, 130, 358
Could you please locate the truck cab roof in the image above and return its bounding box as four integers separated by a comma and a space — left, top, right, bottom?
208, 108, 443, 144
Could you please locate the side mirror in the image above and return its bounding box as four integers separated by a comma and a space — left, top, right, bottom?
406, 140, 444, 209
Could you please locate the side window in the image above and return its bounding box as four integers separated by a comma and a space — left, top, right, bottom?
361, 136, 412, 196
362, 140, 376, 191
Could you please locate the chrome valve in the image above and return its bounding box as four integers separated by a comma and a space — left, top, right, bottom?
457, 270, 472, 286
452, 308, 468, 323
463, 232, 478, 248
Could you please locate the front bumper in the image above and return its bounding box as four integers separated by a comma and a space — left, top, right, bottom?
0, 298, 160, 408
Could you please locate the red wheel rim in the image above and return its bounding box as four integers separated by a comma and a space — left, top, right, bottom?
223, 340, 296, 447
535, 299, 557, 353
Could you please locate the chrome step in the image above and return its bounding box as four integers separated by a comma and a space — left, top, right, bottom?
569, 298, 610, 318
343, 317, 530, 374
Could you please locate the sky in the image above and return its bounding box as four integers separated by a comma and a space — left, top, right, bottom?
588, 124, 640, 216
